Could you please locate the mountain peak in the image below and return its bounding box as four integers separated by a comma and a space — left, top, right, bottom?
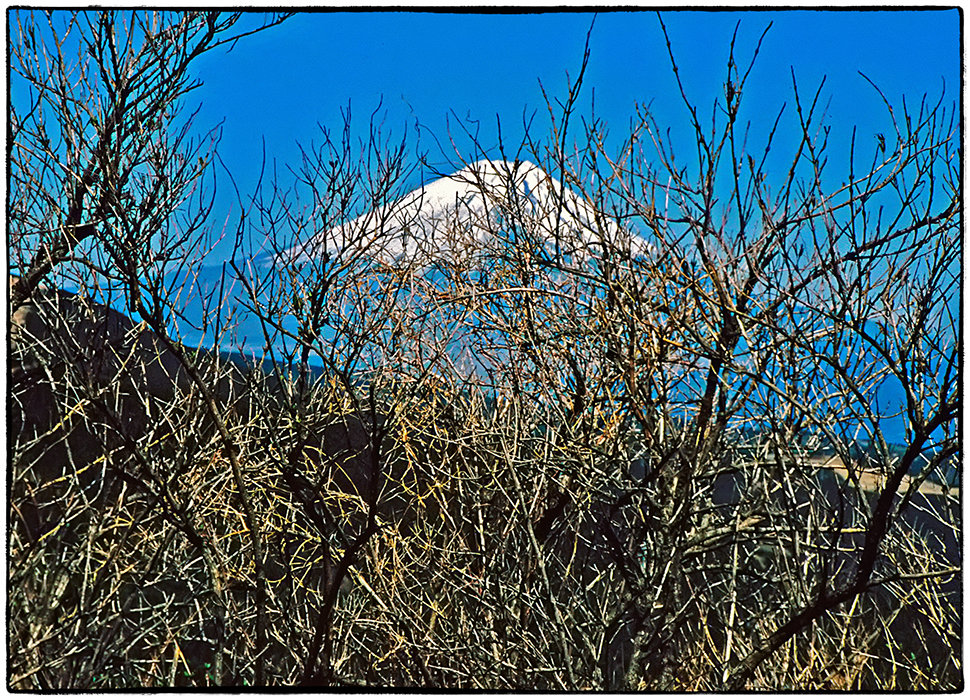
285, 159, 652, 267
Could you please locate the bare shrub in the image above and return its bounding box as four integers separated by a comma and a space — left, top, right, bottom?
9, 12, 959, 690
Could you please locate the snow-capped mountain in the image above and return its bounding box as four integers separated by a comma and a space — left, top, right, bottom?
284, 159, 653, 268
168, 160, 656, 373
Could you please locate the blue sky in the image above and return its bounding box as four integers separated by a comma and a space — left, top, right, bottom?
9, 9, 960, 251
192, 8, 960, 219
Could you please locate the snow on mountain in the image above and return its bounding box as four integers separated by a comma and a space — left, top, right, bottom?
284, 159, 653, 268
